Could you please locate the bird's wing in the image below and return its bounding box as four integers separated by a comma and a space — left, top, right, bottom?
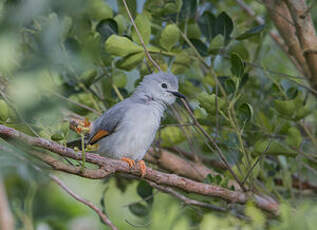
88, 100, 130, 145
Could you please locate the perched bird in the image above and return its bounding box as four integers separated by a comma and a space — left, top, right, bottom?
87, 72, 184, 176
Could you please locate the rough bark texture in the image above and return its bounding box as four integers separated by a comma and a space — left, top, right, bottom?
0, 124, 279, 215
262, 0, 317, 92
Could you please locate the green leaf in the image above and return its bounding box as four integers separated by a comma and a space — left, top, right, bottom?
228, 41, 249, 60
239, 73, 249, 89
274, 99, 296, 117
236, 24, 265, 40
105, 35, 143, 56
223, 78, 235, 94
61, 121, 70, 137
256, 111, 273, 132
0, 99, 9, 122
197, 92, 226, 114
117, 0, 137, 18
203, 174, 213, 184
198, 11, 216, 41
128, 203, 149, 217
189, 39, 208, 57
132, 13, 151, 45
80, 69, 97, 87
144, 0, 182, 17
179, 0, 197, 21
137, 181, 153, 205
214, 12, 233, 43
171, 51, 191, 74
254, 140, 297, 157
88, 0, 113, 21
238, 103, 254, 122
294, 106, 310, 120
51, 132, 64, 141
286, 87, 298, 99
113, 14, 127, 35
112, 71, 127, 88
209, 34, 224, 54
96, 19, 118, 41
116, 52, 144, 70
230, 53, 244, 78
161, 126, 185, 147
286, 127, 302, 148
160, 24, 180, 51
245, 202, 266, 228
187, 21, 201, 39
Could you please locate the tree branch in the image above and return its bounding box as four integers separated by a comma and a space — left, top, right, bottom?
235, 0, 305, 75
262, 0, 317, 92
284, 0, 317, 90
50, 175, 118, 230
0, 124, 279, 215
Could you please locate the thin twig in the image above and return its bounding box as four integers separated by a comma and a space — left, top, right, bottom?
50, 174, 118, 230
121, 0, 161, 72
48, 90, 102, 115
146, 180, 226, 212
242, 140, 273, 186
180, 98, 247, 192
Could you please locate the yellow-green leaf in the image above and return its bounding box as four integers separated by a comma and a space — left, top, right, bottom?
286, 127, 302, 148
113, 14, 127, 35
254, 140, 297, 157
274, 99, 296, 117
160, 24, 180, 51
187, 22, 201, 39
131, 13, 151, 45
112, 71, 127, 88
171, 51, 191, 74
116, 52, 144, 70
88, 0, 113, 21
105, 35, 143, 56
197, 92, 226, 114
161, 126, 185, 147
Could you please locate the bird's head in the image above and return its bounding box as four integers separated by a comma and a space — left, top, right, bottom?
134, 72, 185, 105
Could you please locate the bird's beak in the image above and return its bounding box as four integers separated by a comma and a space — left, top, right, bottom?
168, 91, 186, 99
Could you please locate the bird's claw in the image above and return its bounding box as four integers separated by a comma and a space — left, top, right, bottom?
121, 157, 136, 168
138, 160, 146, 177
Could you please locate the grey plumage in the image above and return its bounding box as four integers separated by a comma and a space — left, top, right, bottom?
88, 72, 180, 161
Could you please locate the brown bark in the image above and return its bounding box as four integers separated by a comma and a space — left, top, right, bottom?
284, 0, 317, 90
263, 0, 310, 77
0, 124, 279, 215
263, 0, 317, 92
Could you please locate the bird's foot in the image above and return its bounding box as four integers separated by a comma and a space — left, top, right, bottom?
138, 160, 147, 177
121, 157, 136, 168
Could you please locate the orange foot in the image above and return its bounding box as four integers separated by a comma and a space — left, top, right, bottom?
121, 157, 135, 168
138, 160, 147, 177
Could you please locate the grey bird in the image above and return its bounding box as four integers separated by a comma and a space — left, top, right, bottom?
87, 72, 184, 176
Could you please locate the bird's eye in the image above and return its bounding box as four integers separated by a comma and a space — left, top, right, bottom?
161, 83, 168, 88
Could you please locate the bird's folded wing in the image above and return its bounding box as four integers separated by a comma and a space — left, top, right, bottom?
89, 130, 109, 144
88, 100, 130, 145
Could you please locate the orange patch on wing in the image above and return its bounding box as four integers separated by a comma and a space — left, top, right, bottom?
90, 130, 109, 144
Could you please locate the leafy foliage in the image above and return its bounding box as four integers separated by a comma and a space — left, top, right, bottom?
0, 0, 316, 229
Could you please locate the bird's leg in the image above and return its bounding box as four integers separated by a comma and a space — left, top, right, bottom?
138, 160, 147, 177
121, 157, 136, 168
